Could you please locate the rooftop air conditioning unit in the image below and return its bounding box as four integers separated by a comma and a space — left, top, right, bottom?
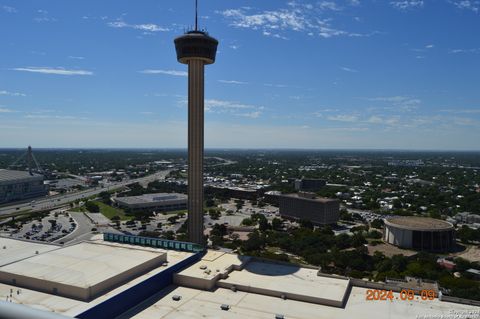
220, 304, 230, 311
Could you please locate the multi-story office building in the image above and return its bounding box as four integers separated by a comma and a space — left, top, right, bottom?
278, 193, 340, 225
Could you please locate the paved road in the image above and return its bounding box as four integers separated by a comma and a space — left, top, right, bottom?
52, 212, 94, 244
0, 170, 172, 217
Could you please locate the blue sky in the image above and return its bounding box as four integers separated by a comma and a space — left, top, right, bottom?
0, 0, 479, 150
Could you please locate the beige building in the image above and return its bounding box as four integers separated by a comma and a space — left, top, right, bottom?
0, 241, 166, 301
114, 193, 187, 213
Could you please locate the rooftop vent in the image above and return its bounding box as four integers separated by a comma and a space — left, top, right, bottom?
280, 294, 287, 300
220, 304, 230, 311
172, 295, 182, 301
200, 265, 207, 270
275, 315, 285, 319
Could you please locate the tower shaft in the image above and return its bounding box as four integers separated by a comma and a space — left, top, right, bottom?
187, 59, 205, 245
174, 20, 218, 247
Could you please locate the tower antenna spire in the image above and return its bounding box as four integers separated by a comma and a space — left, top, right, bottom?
195, 0, 198, 31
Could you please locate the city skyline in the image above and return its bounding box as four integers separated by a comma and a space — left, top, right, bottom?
1, 0, 480, 150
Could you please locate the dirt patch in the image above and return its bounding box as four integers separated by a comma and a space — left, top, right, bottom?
450, 245, 480, 262
367, 243, 417, 257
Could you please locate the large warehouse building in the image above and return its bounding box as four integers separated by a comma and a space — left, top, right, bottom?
278, 193, 340, 225
384, 216, 455, 251
0, 241, 167, 301
114, 192, 187, 213
0, 169, 47, 204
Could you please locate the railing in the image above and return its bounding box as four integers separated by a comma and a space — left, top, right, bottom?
103, 232, 204, 253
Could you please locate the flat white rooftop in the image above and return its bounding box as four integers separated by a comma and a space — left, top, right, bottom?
218, 261, 350, 306
129, 285, 479, 319
0, 237, 60, 266
0, 241, 167, 300
177, 250, 248, 280
0, 240, 194, 316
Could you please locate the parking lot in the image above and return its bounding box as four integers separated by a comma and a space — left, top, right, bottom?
9, 208, 77, 242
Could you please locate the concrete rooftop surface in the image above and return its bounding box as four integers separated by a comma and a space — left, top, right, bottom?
0, 242, 166, 289
0, 237, 60, 266
128, 285, 479, 319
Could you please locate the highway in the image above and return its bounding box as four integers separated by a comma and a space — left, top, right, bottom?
0, 170, 172, 217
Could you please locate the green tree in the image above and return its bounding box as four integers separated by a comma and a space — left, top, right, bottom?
242, 218, 254, 226
271, 218, 283, 230
370, 219, 384, 229
209, 209, 221, 220
85, 201, 100, 213
242, 231, 265, 252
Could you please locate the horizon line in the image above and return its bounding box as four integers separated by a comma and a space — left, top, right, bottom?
1, 147, 480, 152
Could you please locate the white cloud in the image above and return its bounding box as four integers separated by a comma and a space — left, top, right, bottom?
219, 4, 378, 39
367, 116, 383, 124
263, 83, 288, 88
449, 48, 480, 54
2, 5, 16, 13
68, 56, 85, 60
313, 108, 340, 117
451, 0, 480, 12
0, 107, 15, 113
0, 90, 26, 97
205, 99, 258, 111
365, 96, 421, 111
34, 9, 55, 23
218, 80, 249, 85
140, 69, 187, 76
25, 114, 87, 120
367, 115, 400, 125
235, 111, 262, 118
340, 66, 358, 72
425, 44, 434, 49
108, 21, 169, 32
317, 1, 342, 11
440, 108, 480, 114
390, 1, 424, 10
12, 67, 93, 76
327, 114, 359, 122
453, 117, 480, 126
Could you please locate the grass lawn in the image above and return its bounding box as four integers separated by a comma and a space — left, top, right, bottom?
94, 201, 132, 221
70, 201, 132, 221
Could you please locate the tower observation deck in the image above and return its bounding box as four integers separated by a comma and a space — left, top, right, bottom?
174, 2, 218, 245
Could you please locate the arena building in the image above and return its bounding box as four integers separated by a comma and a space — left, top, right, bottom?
278, 193, 340, 225
114, 193, 187, 213
384, 216, 455, 251
0, 169, 48, 204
